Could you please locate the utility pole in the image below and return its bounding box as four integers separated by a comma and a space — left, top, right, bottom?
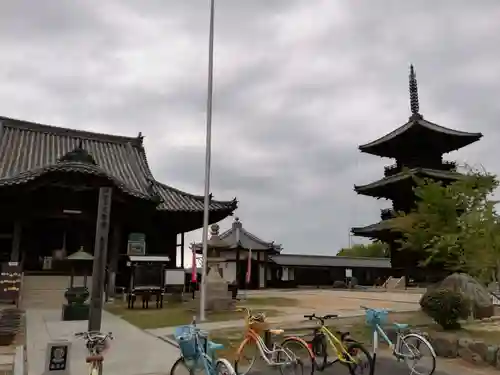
88, 187, 112, 331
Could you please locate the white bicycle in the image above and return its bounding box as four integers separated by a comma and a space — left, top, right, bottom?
75, 331, 113, 375
362, 306, 436, 375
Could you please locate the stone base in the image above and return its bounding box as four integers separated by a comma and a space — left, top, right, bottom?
62, 304, 89, 321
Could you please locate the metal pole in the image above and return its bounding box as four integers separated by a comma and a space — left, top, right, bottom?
200, 0, 216, 322
89, 187, 112, 331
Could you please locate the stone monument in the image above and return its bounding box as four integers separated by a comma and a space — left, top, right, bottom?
194, 224, 235, 312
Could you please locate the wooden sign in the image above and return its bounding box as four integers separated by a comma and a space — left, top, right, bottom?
0, 262, 22, 303
127, 233, 146, 256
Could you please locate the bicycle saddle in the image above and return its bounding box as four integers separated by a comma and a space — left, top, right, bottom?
393, 323, 409, 330
269, 329, 284, 335
208, 341, 224, 351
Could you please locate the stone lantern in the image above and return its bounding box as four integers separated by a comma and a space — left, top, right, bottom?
195, 224, 235, 311
62, 247, 93, 321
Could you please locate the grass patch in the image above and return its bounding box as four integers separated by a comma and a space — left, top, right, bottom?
242, 297, 298, 307
105, 301, 280, 330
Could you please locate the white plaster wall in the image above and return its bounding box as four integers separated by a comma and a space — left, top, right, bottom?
222, 262, 237, 283
282, 267, 289, 281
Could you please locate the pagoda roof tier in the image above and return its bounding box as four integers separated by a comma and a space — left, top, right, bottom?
351, 220, 395, 239
0, 116, 237, 216
359, 117, 482, 158
354, 168, 462, 199
193, 217, 282, 254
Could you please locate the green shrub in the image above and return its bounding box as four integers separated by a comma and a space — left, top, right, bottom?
420, 288, 470, 330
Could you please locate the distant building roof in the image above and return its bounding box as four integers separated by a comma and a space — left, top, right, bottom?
193, 217, 282, 253
270, 254, 391, 269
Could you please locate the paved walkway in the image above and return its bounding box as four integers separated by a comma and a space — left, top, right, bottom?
26, 309, 180, 375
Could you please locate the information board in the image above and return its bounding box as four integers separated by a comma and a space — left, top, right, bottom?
0, 262, 22, 303
165, 269, 185, 285
127, 233, 146, 255
44, 341, 71, 375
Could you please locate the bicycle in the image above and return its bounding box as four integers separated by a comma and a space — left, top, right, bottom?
75, 331, 113, 375
234, 307, 303, 375
280, 313, 372, 375
170, 318, 235, 375
361, 306, 436, 375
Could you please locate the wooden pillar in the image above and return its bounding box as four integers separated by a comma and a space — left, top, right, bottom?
107, 224, 121, 300
256, 251, 261, 289
10, 221, 22, 263
264, 253, 269, 288
89, 187, 112, 332
180, 233, 185, 268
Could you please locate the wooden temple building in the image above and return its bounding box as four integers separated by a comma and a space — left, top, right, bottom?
193, 217, 391, 289
351, 65, 483, 284
0, 116, 237, 293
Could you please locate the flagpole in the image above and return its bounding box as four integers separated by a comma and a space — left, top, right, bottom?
200, 0, 216, 322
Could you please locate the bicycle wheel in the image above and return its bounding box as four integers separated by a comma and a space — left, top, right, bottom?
234, 338, 258, 375
215, 358, 235, 375
400, 333, 436, 375
170, 356, 198, 375
280, 337, 314, 375
277, 346, 304, 375
344, 342, 373, 375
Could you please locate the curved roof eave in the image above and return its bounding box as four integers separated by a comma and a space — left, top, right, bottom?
359, 118, 483, 154
354, 168, 463, 194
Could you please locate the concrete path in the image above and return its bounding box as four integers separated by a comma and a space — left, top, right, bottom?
26, 309, 180, 375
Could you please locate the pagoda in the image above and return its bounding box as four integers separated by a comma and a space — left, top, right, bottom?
351, 65, 483, 283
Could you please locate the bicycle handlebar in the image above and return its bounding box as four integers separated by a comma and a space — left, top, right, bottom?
75, 331, 114, 341
303, 313, 338, 323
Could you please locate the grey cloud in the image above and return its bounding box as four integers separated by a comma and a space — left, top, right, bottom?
0, 0, 499, 257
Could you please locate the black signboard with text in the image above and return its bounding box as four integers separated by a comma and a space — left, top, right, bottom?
0, 262, 22, 303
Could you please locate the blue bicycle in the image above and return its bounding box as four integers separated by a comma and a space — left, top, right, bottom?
361, 306, 436, 375
170, 319, 235, 375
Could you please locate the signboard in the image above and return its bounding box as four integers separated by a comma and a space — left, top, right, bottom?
165, 269, 185, 286
44, 341, 71, 375
345, 268, 353, 278
0, 262, 22, 303
127, 233, 146, 256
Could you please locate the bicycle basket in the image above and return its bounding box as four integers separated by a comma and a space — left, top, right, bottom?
365, 309, 388, 326
174, 325, 199, 360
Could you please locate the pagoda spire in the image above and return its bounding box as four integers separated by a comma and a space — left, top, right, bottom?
409, 64, 422, 120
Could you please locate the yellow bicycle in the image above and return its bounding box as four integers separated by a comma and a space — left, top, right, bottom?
281, 313, 372, 375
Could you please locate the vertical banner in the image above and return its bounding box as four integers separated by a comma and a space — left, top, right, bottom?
191, 248, 197, 283
246, 248, 252, 285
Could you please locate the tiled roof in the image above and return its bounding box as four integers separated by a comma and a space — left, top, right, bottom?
0, 116, 237, 213
193, 217, 282, 252
359, 117, 482, 158
354, 168, 463, 196
351, 220, 396, 238
270, 254, 391, 268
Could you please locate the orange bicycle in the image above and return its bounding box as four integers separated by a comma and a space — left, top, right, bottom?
234, 307, 304, 375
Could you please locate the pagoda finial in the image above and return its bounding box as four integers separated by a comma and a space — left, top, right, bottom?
409, 64, 422, 120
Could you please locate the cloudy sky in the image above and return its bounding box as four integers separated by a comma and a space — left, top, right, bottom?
1, 1, 499, 265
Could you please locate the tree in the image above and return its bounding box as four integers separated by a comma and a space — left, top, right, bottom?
337, 242, 389, 258
390, 166, 500, 284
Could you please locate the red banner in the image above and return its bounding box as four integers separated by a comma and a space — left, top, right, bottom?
191, 248, 197, 283
246, 248, 252, 284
